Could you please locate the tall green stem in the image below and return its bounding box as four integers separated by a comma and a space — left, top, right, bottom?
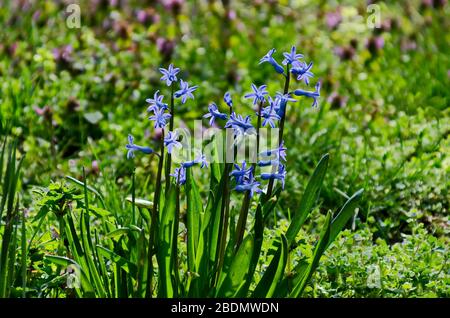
146, 129, 165, 298
266, 65, 290, 199
165, 86, 175, 190
234, 101, 263, 250
215, 106, 234, 282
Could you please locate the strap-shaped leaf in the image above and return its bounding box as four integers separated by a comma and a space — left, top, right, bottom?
96, 245, 137, 277
285, 154, 329, 247
186, 169, 202, 273
329, 188, 364, 246
252, 234, 288, 298
216, 234, 254, 297
289, 211, 332, 298
44, 255, 95, 296
156, 185, 177, 297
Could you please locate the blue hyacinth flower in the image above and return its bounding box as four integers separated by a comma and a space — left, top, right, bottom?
125, 134, 154, 159
203, 103, 228, 126
149, 108, 171, 128
259, 97, 281, 128
259, 140, 287, 162
274, 92, 296, 118
224, 113, 256, 136
159, 63, 180, 86
293, 82, 321, 107
171, 166, 187, 185
291, 61, 314, 85
259, 48, 285, 74
257, 158, 281, 167
234, 171, 262, 198
224, 92, 233, 108
244, 84, 268, 106
164, 131, 182, 154
182, 153, 208, 169
261, 164, 287, 189
174, 79, 198, 104
230, 161, 253, 185
282, 46, 304, 65
146, 90, 168, 113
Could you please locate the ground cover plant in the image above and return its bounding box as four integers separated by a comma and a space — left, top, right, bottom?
0, 0, 449, 298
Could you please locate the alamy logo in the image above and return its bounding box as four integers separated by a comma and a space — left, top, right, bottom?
66, 4, 81, 29
367, 4, 381, 29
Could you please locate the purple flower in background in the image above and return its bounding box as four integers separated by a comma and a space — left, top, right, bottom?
293, 82, 321, 107
328, 92, 348, 109
146, 90, 168, 113
164, 131, 182, 154
182, 153, 208, 168
325, 10, 342, 30
149, 108, 171, 128
34, 105, 53, 121
335, 46, 356, 61
291, 61, 314, 85
224, 92, 233, 108
366, 36, 385, 55
282, 46, 304, 65
136, 8, 160, 26
230, 161, 253, 184
126, 134, 154, 159
244, 84, 268, 105
53, 45, 73, 66
171, 166, 187, 185
156, 37, 175, 61
174, 79, 198, 104
203, 103, 228, 126
259, 48, 284, 74
259, 97, 281, 128
261, 164, 287, 189
162, 0, 185, 15
234, 171, 262, 198
159, 63, 180, 86
225, 113, 256, 136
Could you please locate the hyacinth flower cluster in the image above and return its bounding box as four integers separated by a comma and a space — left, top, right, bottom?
123, 46, 326, 297
126, 45, 321, 229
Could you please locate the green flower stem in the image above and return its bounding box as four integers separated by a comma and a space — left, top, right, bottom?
165, 85, 175, 191
234, 191, 250, 250
215, 106, 234, 282
146, 129, 165, 298
172, 179, 181, 297
266, 64, 290, 200
234, 100, 263, 250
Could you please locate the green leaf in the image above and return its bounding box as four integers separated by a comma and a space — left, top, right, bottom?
235, 204, 264, 297
285, 154, 329, 247
44, 255, 95, 295
186, 169, 202, 273
216, 235, 254, 298
156, 185, 177, 297
96, 245, 137, 277
252, 234, 288, 298
289, 211, 332, 298
105, 227, 140, 240
329, 188, 364, 246
125, 196, 153, 209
